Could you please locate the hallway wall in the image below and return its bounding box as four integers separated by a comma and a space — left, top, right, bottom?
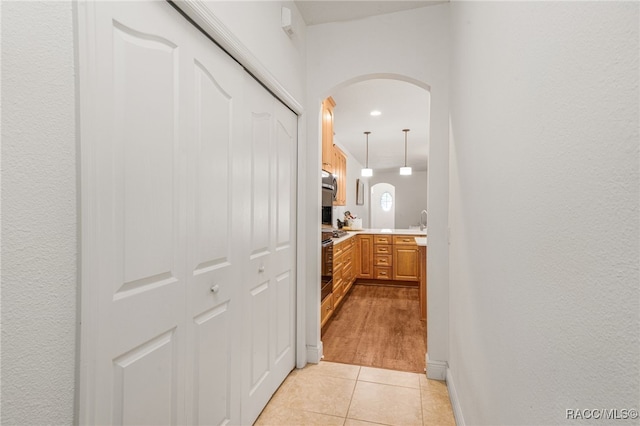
448, 2, 639, 424
1, 2, 77, 424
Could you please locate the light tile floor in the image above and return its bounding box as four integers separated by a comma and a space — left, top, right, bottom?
255, 361, 456, 426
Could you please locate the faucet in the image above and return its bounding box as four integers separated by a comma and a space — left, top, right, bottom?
419, 210, 428, 231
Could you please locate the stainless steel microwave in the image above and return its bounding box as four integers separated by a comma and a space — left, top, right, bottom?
321, 171, 336, 207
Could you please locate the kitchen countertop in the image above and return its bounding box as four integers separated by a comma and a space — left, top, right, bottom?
332, 228, 427, 245
414, 237, 427, 247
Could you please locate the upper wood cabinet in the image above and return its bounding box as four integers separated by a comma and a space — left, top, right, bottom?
333, 145, 347, 206
321, 97, 335, 173
321, 96, 347, 206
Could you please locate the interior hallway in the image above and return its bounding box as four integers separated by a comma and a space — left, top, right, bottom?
256, 361, 455, 426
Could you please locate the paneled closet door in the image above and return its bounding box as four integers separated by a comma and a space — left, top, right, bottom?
81, 2, 297, 425
183, 16, 245, 426
240, 76, 297, 425
81, 2, 242, 424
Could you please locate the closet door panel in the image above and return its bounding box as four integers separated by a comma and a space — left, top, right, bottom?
272, 102, 297, 374
86, 2, 188, 424
243, 83, 275, 422
184, 20, 244, 426
241, 77, 297, 425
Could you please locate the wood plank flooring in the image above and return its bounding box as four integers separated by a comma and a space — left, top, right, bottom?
321, 283, 426, 373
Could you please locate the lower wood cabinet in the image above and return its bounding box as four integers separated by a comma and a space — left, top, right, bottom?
357, 233, 421, 282
419, 246, 427, 320
374, 266, 392, 280
357, 235, 373, 278
392, 235, 419, 282
392, 245, 420, 281
321, 292, 334, 328
322, 237, 357, 330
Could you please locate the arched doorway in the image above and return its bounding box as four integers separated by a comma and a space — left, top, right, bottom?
317, 75, 429, 373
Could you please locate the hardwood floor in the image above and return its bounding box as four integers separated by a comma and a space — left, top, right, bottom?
321, 283, 426, 373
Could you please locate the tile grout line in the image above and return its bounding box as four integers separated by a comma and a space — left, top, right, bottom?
342, 366, 362, 424
419, 378, 426, 426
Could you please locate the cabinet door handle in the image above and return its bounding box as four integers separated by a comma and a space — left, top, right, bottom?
210, 284, 220, 294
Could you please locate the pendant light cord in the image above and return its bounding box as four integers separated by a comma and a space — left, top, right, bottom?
403, 129, 410, 167
364, 131, 371, 168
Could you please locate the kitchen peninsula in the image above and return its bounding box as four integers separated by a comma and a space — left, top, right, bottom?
321, 228, 427, 329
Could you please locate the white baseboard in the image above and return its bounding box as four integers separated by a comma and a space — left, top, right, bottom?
306, 342, 323, 365
446, 368, 466, 426
426, 353, 447, 380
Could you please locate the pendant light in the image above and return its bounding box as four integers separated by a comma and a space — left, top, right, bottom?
399, 128, 412, 176
361, 131, 373, 177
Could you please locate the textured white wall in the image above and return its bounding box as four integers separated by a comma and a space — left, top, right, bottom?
306, 3, 450, 366
202, 1, 306, 103
1, 1, 77, 424
448, 2, 639, 424
370, 170, 428, 229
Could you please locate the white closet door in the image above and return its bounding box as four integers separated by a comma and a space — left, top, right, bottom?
183, 15, 244, 426
241, 77, 297, 424
85, 3, 188, 424
81, 2, 243, 424
81, 2, 296, 425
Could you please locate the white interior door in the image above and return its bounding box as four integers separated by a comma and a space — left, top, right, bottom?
241, 76, 297, 424
183, 17, 245, 426
83, 3, 190, 424
80, 2, 296, 425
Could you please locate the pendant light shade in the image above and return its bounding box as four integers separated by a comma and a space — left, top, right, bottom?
361, 131, 373, 177
400, 129, 412, 176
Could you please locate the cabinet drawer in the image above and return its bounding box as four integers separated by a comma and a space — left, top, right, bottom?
374, 254, 392, 266
321, 293, 334, 327
393, 235, 418, 245
374, 235, 392, 245
374, 244, 392, 254
374, 266, 392, 280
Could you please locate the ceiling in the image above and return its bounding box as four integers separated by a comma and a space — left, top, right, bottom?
295, 1, 445, 26
331, 79, 430, 173
295, 1, 438, 174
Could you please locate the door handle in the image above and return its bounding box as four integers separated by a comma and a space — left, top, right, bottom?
210, 284, 220, 294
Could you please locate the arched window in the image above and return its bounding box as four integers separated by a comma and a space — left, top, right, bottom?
380, 192, 393, 212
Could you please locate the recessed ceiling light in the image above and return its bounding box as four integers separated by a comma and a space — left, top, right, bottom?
370, 110, 381, 116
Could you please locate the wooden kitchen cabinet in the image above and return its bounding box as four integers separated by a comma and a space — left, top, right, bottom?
357, 234, 373, 279
373, 235, 392, 245
372, 235, 393, 280
321, 292, 334, 328
392, 237, 420, 282
419, 245, 427, 320
374, 266, 392, 280
333, 145, 347, 206
330, 237, 357, 314
321, 97, 335, 173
